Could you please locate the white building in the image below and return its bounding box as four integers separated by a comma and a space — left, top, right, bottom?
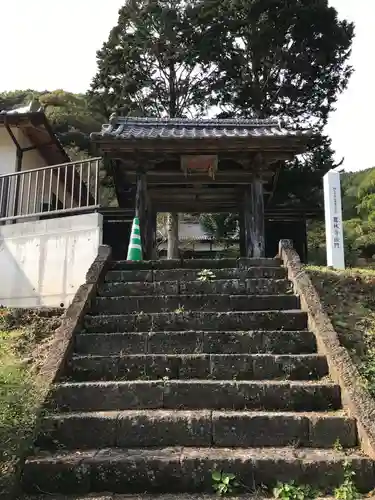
0, 102, 102, 308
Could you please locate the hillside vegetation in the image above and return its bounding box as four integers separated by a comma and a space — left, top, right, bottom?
0, 309, 62, 497
307, 266, 375, 396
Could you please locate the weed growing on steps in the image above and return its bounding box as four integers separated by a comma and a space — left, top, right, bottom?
197, 269, 216, 282
174, 305, 185, 314
210, 464, 362, 499
211, 471, 239, 496
273, 481, 317, 499
334, 460, 360, 500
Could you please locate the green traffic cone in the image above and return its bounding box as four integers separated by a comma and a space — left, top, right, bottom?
127, 217, 143, 261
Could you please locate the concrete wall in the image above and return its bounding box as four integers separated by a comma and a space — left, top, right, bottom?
0, 212, 103, 308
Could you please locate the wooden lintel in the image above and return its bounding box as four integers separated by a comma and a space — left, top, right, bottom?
125, 172, 274, 185
110, 151, 294, 166
149, 187, 239, 197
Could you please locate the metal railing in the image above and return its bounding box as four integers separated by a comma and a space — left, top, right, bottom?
0, 157, 101, 223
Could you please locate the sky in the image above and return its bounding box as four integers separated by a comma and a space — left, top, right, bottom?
0, 0, 373, 172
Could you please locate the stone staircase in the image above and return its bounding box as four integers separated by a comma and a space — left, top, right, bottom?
22, 258, 375, 498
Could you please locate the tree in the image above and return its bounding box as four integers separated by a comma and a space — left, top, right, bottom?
198, 0, 353, 207
355, 169, 375, 221
199, 213, 238, 242
201, 0, 353, 125
269, 134, 338, 208
89, 0, 214, 118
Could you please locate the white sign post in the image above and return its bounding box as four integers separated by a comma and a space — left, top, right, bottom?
323, 169, 345, 269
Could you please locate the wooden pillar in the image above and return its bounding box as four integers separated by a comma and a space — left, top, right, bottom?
149, 210, 157, 260
302, 218, 308, 264
239, 210, 246, 257
243, 179, 265, 258
167, 212, 179, 259
135, 170, 149, 259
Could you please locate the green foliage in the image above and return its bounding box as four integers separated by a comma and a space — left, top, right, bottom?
199, 213, 238, 242
89, 0, 213, 118
334, 460, 360, 500
201, 0, 353, 125
197, 269, 216, 282
211, 470, 239, 496
0, 308, 63, 496
273, 481, 317, 499
199, 0, 353, 207
271, 135, 338, 209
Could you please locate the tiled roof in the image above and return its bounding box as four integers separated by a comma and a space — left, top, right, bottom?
91, 116, 311, 141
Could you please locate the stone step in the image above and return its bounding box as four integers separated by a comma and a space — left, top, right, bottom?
74, 330, 317, 356
68, 354, 328, 382
83, 311, 308, 334
92, 294, 299, 315
111, 257, 282, 271
99, 278, 292, 297
22, 447, 375, 495
47, 380, 341, 413
37, 410, 357, 450
105, 267, 287, 284
22, 496, 334, 500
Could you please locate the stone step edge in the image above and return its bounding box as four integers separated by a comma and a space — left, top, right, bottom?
24, 446, 368, 465
53, 379, 336, 389
102, 278, 289, 289
104, 271, 287, 283
22, 495, 334, 499
95, 293, 296, 300
111, 258, 282, 269
70, 353, 323, 361
43, 409, 350, 420
86, 310, 305, 318
76, 329, 311, 336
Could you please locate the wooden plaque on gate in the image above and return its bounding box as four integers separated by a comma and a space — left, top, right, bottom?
181, 155, 218, 179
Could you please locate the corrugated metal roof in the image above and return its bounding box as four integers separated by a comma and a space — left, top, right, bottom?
0, 99, 42, 115
92, 116, 311, 141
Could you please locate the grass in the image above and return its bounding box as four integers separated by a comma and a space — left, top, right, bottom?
0, 308, 63, 497
306, 266, 375, 396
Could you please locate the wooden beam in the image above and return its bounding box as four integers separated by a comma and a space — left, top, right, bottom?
243, 180, 265, 258
154, 204, 239, 213
126, 171, 274, 185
